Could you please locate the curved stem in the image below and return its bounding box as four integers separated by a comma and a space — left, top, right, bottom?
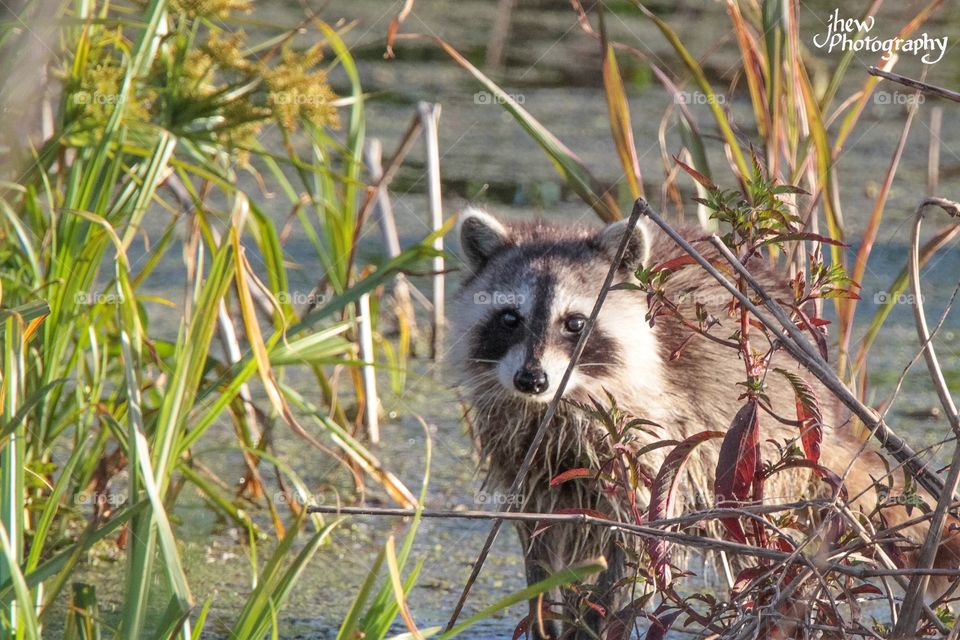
892, 197, 960, 638
638, 198, 946, 499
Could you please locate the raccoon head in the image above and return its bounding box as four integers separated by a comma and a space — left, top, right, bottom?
448, 208, 664, 412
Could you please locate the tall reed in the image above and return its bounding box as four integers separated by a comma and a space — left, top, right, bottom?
0, 0, 440, 635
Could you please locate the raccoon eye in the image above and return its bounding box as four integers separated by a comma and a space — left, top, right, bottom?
563, 314, 587, 334
499, 310, 521, 328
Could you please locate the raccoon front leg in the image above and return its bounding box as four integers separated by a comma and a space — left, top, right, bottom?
517, 522, 564, 639
571, 538, 633, 640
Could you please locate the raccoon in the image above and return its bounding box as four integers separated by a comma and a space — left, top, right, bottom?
447, 208, 958, 638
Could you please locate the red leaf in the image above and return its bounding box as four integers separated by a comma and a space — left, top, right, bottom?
718, 512, 748, 546
790, 304, 830, 361
714, 401, 760, 542
672, 155, 717, 190
881, 534, 910, 569
511, 617, 528, 640
796, 402, 822, 464
775, 369, 823, 463
513, 610, 562, 640
751, 475, 768, 548
715, 402, 759, 501
583, 599, 606, 617
846, 584, 883, 597
651, 255, 698, 274
731, 566, 769, 597
758, 232, 848, 248
775, 537, 795, 553
550, 467, 593, 486
647, 430, 724, 587
644, 611, 680, 640
606, 601, 648, 640
818, 602, 841, 626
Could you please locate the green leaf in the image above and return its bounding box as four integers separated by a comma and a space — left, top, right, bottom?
439, 558, 608, 639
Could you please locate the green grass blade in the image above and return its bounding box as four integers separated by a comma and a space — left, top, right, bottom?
0, 502, 149, 607
336, 548, 386, 640
635, 1, 750, 180
423, 34, 621, 222
228, 515, 336, 639
0, 521, 40, 639
438, 559, 608, 639
1, 313, 27, 635
599, 12, 643, 200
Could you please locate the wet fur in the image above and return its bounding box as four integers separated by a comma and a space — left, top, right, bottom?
447, 210, 958, 637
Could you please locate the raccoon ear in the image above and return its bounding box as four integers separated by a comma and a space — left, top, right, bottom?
597, 218, 652, 273
458, 207, 511, 271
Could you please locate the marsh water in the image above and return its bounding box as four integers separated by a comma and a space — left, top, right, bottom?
68, 0, 960, 636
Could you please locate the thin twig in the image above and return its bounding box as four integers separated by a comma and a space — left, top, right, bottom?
443, 203, 645, 631
928, 106, 942, 195
319, 112, 425, 314
307, 504, 960, 581
359, 115, 424, 224
308, 500, 829, 529
364, 137, 417, 333
868, 67, 960, 103
837, 502, 947, 634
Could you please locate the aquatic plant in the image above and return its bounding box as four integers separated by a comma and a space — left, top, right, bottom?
0, 0, 442, 635
392, 0, 960, 635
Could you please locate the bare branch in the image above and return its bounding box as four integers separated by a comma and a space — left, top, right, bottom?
633, 197, 947, 499
868, 67, 960, 103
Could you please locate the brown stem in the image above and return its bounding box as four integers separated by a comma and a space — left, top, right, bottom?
892, 197, 960, 637
868, 67, 960, 103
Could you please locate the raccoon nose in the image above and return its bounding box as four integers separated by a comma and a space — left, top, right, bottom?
514, 368, 549, 395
